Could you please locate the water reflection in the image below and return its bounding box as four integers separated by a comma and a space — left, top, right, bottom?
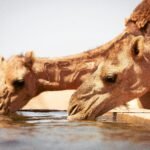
0, 111, 149, 150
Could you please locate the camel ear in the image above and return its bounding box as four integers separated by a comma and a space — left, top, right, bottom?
145, 23, 150, 36
0, 56, 5, 62
24, 51, 35, 68
132, 36, 144, 59
0, 56, 5, 66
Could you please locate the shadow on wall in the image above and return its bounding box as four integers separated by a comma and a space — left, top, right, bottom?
23, 90, 75, 110
23, 90, 150, 110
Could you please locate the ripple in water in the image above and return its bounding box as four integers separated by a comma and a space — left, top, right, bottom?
0, 111, 149, 150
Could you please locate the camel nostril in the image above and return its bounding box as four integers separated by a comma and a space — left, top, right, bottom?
69, 104, 79, 116
103, 74, 117, 83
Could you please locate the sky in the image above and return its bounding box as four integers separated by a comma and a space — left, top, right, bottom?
0, 0, 141, 58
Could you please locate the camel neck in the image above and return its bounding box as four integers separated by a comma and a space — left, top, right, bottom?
31, 33, 126, 93
32, 54, 99, 92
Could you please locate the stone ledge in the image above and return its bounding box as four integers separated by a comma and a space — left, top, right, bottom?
97, 108, 150, 127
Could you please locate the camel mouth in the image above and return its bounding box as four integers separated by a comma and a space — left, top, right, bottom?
68, 85, 148, 121
68, 93, 111, 120
0, 91, 12, 114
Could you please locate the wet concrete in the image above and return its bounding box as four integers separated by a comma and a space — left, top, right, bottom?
0, 111, 149, 150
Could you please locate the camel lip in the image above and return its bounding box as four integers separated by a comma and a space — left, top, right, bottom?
67, 114, 86, 121
67, 93, 115, 120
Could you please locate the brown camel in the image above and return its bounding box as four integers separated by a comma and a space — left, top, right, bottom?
0, 35, 139, 114
0, 41, 115, 114
68, 0, 150, 120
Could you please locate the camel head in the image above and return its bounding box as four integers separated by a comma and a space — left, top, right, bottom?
0, 52, 37, 114
68, 33, 150, 120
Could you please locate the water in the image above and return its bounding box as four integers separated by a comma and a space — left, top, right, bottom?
0, 111, 149, 150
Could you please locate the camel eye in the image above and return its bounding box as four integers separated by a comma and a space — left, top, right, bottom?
103, 74, 117, 84
12, 79, 25, 89
132, 41, 139, 56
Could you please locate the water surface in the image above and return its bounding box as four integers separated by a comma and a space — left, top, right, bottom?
0, 111, 149, 150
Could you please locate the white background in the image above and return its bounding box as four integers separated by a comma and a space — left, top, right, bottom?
0, 0, 141, 58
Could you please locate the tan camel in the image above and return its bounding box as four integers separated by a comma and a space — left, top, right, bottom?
1, 35, 137, 114
0, 42, 115, 114
68, 0, 150, 120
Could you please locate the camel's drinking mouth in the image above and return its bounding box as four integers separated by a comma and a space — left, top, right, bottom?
68, 93, 113, 120
68, 82, 149, 120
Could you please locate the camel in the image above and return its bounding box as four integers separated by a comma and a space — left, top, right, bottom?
0, 37, 139, 114
68, 0, 150, 120
0, 42, 115, 114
